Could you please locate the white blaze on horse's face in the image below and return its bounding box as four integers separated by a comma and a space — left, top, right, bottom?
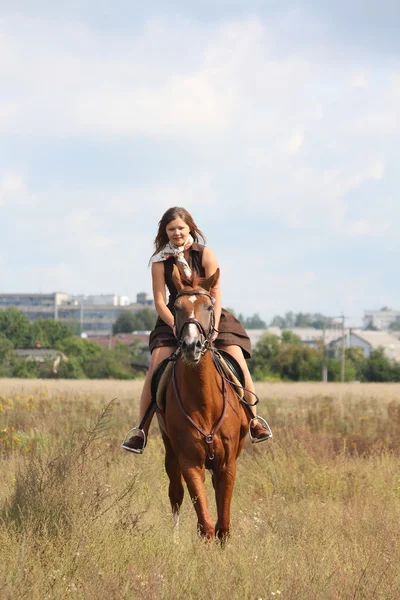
185, 295, 200, 352
176, 289, 214, 364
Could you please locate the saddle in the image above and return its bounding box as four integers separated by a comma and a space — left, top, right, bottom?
151, 349, 245, 411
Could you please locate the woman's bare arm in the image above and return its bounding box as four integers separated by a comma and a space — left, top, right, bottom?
152, 262, 175, 328
202, 247, 221, 336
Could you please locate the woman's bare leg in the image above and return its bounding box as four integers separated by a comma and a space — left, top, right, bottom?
222, 345, 257, 416
122, 345, 176, 452
138, 346, 176, 426
222, 345, 270, 441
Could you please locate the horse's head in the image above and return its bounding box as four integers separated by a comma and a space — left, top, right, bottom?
172, 265, 220, 364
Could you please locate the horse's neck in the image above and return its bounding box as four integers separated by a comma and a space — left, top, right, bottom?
179, 351, 221, 405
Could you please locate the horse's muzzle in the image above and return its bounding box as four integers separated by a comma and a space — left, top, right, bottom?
180, 337, 203, 363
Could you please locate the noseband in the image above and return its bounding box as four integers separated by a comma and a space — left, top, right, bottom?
174, 289, 215, 352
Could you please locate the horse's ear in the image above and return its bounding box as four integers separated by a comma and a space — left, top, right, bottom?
172, 264, 185, 291
201, 268, 220, 292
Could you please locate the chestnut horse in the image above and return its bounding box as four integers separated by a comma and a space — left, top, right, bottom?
157, 265, 248, 540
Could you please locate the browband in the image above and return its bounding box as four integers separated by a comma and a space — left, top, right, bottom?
175, 290, 213, 300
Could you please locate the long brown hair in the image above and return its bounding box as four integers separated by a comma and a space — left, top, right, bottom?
150, 207, 206, 259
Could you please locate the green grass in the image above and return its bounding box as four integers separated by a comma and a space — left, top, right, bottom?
0, 381, 400, 599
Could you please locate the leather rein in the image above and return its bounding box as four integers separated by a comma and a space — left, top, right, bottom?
171, 289, 226, 461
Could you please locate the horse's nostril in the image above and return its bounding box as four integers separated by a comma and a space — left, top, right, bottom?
195, 340, 202, 349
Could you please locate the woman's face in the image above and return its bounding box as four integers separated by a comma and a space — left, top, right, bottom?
166, 218, 190, 246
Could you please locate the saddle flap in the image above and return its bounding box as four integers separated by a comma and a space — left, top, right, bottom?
151, 358, 174, 411
216, 350, 245, 399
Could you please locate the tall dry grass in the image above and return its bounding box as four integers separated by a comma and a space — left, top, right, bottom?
0, 379, 400, 599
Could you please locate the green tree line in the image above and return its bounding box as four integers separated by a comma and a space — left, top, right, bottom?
249, 332, 400, 382
2, 308, 400, 381
0, 308, 146, 379
269, 311, 334, 329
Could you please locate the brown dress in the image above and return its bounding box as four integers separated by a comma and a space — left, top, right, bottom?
148, 243, 252, 359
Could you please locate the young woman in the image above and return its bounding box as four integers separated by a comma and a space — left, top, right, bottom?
122, 207, 270, 453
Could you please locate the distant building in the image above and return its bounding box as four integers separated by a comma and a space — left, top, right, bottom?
57, 303, 153, 335
363, 307, 400, 330
14, 348, 68, 373
87, 332, 151, 369
0, 291, 154, 336
329, 330, 400, 362
246, 327, 343, 348
72, 294, 131, 307
136, 292, 153, 306
0, 293, 69, 320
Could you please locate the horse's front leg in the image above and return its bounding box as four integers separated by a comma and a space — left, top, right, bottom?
180, 462, 215, 539
214, 461, 237, 541
162, 433, 184, 534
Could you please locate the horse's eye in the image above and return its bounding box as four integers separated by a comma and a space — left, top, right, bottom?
206, 305, 213, 311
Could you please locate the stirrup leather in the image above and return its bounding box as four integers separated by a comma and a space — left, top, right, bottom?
121, 427, 147, 454
249, 416, 273, 443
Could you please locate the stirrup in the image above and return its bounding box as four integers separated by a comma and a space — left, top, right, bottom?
249, 416, 273, 443
121, 427, 147, 454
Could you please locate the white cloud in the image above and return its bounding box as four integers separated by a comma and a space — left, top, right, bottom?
303, 271, 316, 282
351, 70, 369, 89
347, 219, 389, 237
0, 11, 399, 316
370, 162, 385, 180
68, 210, 91, 227
0, 174, 37, 208
286, 133, 304, 154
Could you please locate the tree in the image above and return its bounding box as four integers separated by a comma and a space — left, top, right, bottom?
363, 348, 394, 382
364, 320, 379, 331
56, 336, 103, 365
242, 313, 266, 329
248, 332, 280, 380
294, 312, 310, 327
270, 311, 333, 329
345, 347, 367, 381
389, 321, 400, 332
281, 330, 302, 345
285, 311, 296, 328
30, 319, 74, 347
0, 333, 13, 376
113, 309, 158, 334
0, 308, 32, 347
310, 314, 334, 329
270, 315, 286, 328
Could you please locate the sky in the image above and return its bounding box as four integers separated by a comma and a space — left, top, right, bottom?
1, 1, 399, 325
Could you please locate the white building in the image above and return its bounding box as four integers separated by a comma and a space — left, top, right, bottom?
329, 330, 400, 362
0, 292, 69, 320
246, 327, 344, 349
72, 294, 131, 306
363, 307, 400, 330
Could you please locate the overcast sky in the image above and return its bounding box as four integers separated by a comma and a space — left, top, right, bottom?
1, 1, 399, 324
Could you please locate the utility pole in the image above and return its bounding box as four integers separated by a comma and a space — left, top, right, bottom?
80, 302, 84, 336
322, 323, 327, 382
340, 314, 346, 383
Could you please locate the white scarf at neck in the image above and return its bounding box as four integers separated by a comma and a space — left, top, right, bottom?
151, 234, 194, 279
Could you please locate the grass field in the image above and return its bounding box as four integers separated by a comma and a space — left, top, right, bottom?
1, 379, 399, 599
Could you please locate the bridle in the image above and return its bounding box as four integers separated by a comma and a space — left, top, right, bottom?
174, 289, 215, 354
172, 288, 224, 460
169, 288, 270, 459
